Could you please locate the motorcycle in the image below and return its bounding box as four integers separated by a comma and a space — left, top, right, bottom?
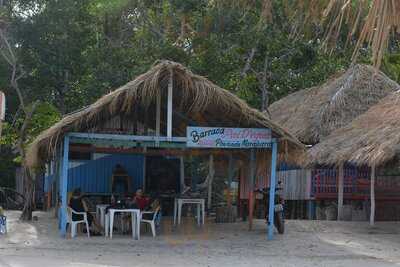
254, 184, 285, 234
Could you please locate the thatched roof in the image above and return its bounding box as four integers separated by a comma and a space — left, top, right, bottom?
307, 90, 400, 167
268, 64, 400, 145
27, 60, 303, 169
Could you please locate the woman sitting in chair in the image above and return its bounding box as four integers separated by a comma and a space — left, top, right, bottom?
133, 189, 150, 210
69, 188, 103, 235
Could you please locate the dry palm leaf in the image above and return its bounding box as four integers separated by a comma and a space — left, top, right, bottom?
352, 0, 400, 69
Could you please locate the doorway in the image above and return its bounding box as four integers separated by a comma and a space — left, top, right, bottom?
145, 156, 180, 215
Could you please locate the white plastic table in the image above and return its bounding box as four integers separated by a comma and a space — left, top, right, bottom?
96, 204, 109, 227
105, 208, 141, 240
174, 198, 205, 226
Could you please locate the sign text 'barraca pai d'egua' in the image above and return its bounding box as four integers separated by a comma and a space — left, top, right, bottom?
186, 127, 272, 148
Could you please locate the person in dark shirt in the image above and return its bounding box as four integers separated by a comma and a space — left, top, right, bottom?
69, 188, 103, 235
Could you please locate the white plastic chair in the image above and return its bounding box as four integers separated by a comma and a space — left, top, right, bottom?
67, 207, 90, 238
141, 207, 160, 237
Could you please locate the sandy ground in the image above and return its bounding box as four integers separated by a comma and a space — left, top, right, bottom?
1, 211, 400, 267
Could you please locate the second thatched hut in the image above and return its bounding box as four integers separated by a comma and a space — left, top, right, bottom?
307, 90, 400, 225
269, 64, 400, 221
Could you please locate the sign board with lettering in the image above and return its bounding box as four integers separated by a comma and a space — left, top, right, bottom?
186, 127, 272, 148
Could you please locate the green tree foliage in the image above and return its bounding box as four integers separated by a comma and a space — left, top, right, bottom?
0, 102, 60, 161
0, 0, 399, 188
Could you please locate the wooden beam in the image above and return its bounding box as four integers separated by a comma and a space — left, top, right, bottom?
60, 135, 69, 237
268, 141, 278, 240
133, 105, 138, 135
180, 154, 185, 192
248, 149, 256, 231
338, 162, 344, 221
69, 144, 236, 157
167, 72, 173, 139
370, 164, 376, 226
156, 90, 161, 146
143, 106, 149, 135
143, 155, 147, 192
207, 154, 214, 210
69, 132, 186, 142
227, 153, 234, 208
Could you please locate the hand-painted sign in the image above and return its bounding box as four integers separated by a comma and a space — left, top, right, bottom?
0, 91, 5, 121
186, 127, 272, 148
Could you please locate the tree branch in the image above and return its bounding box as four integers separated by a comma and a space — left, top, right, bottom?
235, 47, 257, 91
0, 28, 27, 112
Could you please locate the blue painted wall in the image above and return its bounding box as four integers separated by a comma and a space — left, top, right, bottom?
44, 174, 54, 193
67, 154, 144, 193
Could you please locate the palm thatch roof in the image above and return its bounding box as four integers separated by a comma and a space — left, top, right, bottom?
27, 60, 303, 169
307, 90, 400, 167
268, 64, 400, 145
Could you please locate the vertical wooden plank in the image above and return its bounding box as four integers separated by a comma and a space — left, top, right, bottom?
248, 149, 256, 231
207, 154, 214, 210
227, 153, 234, 208
143, 107, 149, 135
133, 105, 138, 135
180, 155, 185, 192
143, 155, 147, 192
307, 200, 315, 220
370, 164, 376, 226
60, 135, 69, 237
167, 72, 173, 139
268, 140, 278, 240
305, 169, 311, 200
155, 91, 161, 146
338, 162, 344, 220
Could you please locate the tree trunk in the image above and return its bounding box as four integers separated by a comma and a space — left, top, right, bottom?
20, 167, 34, 221
235, 47, 257, 91
1, 17, 39, 221
260, 54, 270, 112
16, 103, 38, 221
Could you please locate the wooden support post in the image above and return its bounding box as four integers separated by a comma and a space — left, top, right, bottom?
307, 200, 315, 220
207, 154, 214, 210
227, 153, 234, 208
144, 107, 149, 135
248, 149, 256, 231
155, 91, 161, 146
370, 164, 376, 226
180, 155, 185, 193
133, 106, 138, 135
268, 140, 278, 240
142, 155, 146, 192
60, 135, 69, 237
167, 72, 173, 139
54, 147, 62, 218
338, 162, 344, 221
